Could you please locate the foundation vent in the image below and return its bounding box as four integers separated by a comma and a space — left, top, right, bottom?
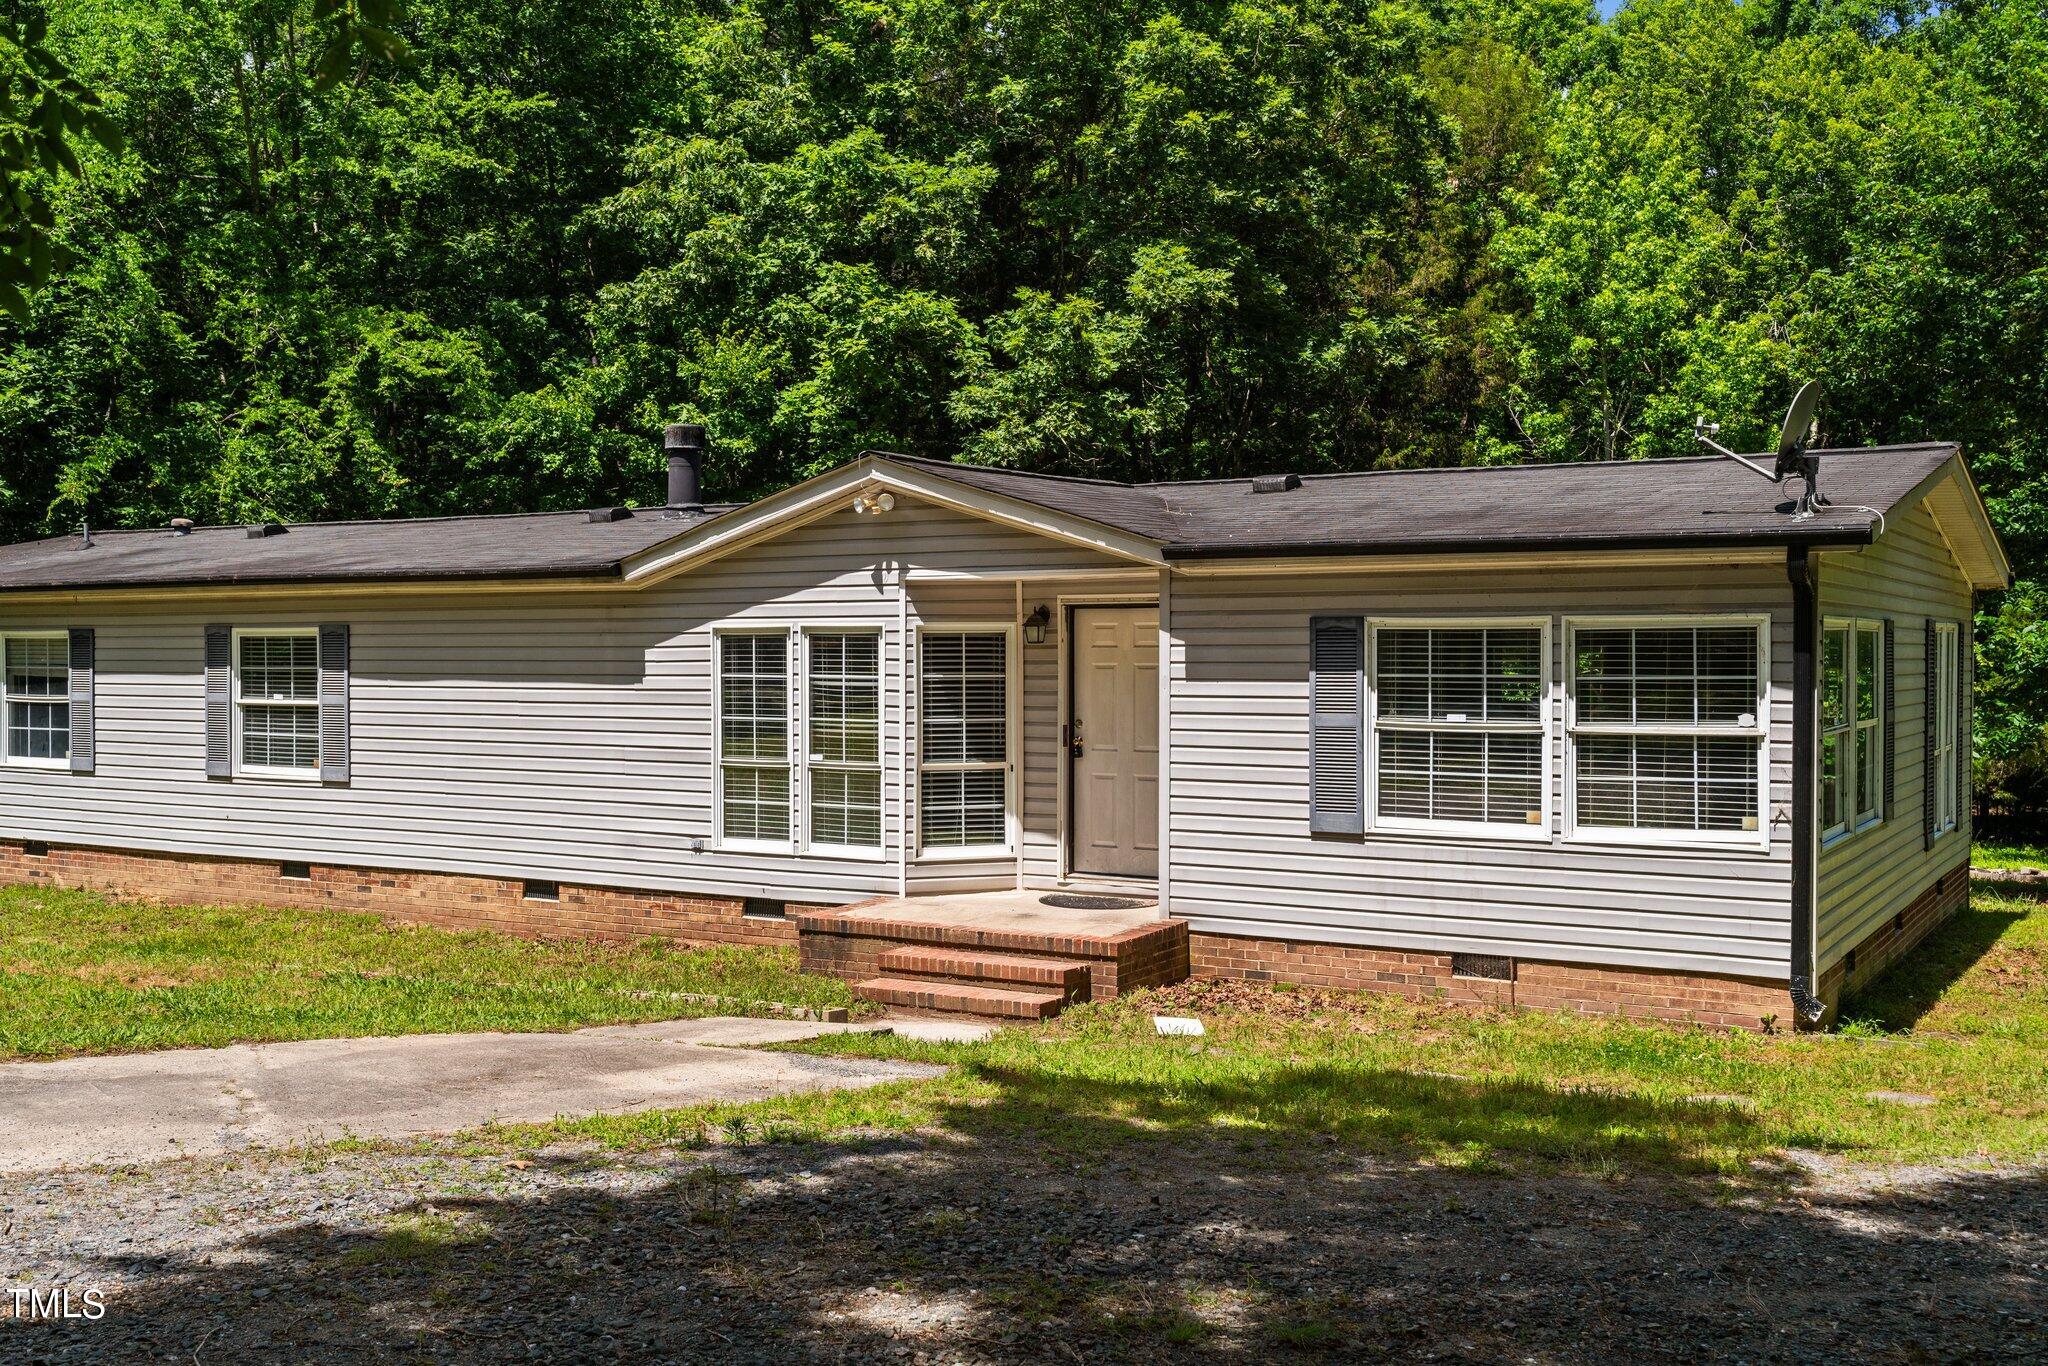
522, 879, 560, 902
279, 860, 312, 881
1450, 952, 1515, 982
742, 897, 787, 920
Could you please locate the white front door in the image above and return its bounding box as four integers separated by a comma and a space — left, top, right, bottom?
1070, 605, 1159, 879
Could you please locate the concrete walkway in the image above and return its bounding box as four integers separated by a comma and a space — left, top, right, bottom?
0, 1018, 944, 1173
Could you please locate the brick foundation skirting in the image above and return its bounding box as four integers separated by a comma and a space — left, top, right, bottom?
0, 839, 802, 948
1190, 933, 1787, 1031
1817, 861, 1970, 1012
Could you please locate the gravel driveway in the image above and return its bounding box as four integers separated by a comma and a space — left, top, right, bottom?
2, 1131, 2041, 1361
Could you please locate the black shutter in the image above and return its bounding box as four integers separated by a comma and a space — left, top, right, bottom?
1923, 618, 1936, 851
1881, 619, 1895, 819
204, 625, 232, 777
1958, 615, 1973, 833
318, 624, 350, 784
1309, 617, 1364, 835
66, 628, 93, 774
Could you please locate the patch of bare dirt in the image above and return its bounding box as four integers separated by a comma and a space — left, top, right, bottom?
1138, 977, 1387, 1021
62, 961, 225, 990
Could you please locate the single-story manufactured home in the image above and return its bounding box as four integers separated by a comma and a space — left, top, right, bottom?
0, 431, 2009, 1028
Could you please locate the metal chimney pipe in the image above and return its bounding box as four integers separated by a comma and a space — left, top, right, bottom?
664, 423, 705, 509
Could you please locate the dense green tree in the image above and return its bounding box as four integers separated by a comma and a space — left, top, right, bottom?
3, 0, 677, 531
2, 0, 2045, 816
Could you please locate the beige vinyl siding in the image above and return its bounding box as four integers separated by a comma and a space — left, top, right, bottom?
1815, 499, 1975, 970
0, 494, 1131, 906
1168, 560, 1796, 980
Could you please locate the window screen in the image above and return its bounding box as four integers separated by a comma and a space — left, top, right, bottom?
720, 633, 790, 842
237, 634, 319, 770
1818, 621, 1886, 838
4, 636, 70, 762
1373, 626, 1544, 828
920, 632, 1008, 850
807, 632, 881, 848
1571, 623, 1763, 834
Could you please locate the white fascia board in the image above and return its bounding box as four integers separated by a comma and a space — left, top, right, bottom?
1929, 461, 2012, 590
1169, 547, 1785, 577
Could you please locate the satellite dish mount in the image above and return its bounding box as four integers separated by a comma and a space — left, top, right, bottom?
1694, 381, 1824, 519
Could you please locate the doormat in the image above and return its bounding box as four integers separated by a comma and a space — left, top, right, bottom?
1040, 893, 1157, 910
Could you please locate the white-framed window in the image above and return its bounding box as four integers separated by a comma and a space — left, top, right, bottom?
1368, 620, 1548, 836
917, 627, 1013, 857
803, 629, 883, 852
1933, 621, 1958, 835
3, 632, 70, 766
233, 629, 319, 778
1820, 618, 1883, 840
716, 630, 793, 847
1567, 617, 1768, 843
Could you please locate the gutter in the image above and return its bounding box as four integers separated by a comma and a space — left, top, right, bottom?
1161, 526, 1879, 560
1786, 546, 1827, 1026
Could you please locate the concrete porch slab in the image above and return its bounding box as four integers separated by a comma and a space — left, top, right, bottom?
828, 889, 1163, 939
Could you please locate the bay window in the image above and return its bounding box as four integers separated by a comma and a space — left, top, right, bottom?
1568, 619, 1766, 838
805, 631, 882, 850
919, 630, 1010, 853
1370, 623, 1546, 832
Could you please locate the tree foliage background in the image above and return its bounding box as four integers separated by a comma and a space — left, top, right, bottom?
5, 0, 2046, 817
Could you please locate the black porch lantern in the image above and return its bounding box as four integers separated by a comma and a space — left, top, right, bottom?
1023, 604, 1051, 645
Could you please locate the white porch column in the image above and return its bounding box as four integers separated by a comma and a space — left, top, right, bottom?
1158, 567, 1173, 918
896, 558, 909, 898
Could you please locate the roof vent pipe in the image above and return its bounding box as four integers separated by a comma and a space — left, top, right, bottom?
169, 518, 195, 536
665, 423, 706, 510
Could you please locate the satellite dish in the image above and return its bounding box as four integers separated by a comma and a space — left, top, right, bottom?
1693, 380, 1826, 519
1773, 380, 1820, 477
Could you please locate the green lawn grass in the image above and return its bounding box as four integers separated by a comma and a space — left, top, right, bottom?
479, 882, 2048, 1178
0, 885, 855, 1060
1971, 837, 2048, 871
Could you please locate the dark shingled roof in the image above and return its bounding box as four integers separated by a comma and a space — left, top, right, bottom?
0, 443, 1965, 592
886, 445, 1961, 557
0, 506, 730, 592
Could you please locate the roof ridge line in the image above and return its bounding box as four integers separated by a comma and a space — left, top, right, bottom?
877, 445, 1961, 493
874, 451, 1157, 492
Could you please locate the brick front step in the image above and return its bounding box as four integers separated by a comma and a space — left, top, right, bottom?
853, 976, 1067, 1020
794, 902, 1190, 1007
877, 947, 1091, 999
